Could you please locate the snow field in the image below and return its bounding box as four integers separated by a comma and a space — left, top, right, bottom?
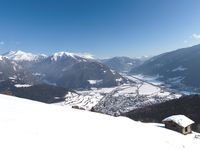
0, 94, 199, 150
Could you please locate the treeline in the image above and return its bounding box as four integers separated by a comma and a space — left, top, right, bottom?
0, 80, 69, 103
124, 95, 200, 132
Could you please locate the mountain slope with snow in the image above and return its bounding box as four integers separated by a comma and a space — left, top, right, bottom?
124, 94, 200, 132
3, 50, 47, 62
31, 52, 126, 89
0, 55, 4, 61
130, 44, 200, 92
0, 94, 199, 150
51, 51, 93, 61
1, 50, 126, 89
0, 56, 22, 80
101, 56, 142, 72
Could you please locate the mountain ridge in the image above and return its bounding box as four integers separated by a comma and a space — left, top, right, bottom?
1, 50, 128, 89
130, 44, 200, 92
3, 50, 47, 62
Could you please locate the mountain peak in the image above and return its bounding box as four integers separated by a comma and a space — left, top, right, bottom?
0, 55, 4, 61
3, 50, 47, 62
51, 51, 94, 61
52, 51, 76, 61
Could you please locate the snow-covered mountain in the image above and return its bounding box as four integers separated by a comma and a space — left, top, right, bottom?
0, 56, 20, 80
3, 50, 47, 62
101, 56, 142, 72
136, 55, 151, 61
51, 51, 94, 61
0, 54, 42, 86
130, 44, 200, 93
0, 55, 4, 61
0, 94, 199, 150
1, 50, 127, 89
32, 52, 126, 89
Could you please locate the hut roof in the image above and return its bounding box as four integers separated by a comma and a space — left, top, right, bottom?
162, 115, 194, 128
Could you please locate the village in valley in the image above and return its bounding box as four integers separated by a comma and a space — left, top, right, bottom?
59, 75, 181, 116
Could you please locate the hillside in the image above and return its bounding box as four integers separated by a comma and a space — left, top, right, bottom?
101, 57, 142, 72
1, 51, 127, 89
0, 80, 69, 103
0, 94, 199, 150
130, 44, 200, 92
124, 95, 200, 132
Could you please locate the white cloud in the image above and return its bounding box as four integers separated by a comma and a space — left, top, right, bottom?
192, 33, 200, 39
0, 41, 4, 45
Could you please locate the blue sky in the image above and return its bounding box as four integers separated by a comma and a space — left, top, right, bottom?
0, 0, 200, 58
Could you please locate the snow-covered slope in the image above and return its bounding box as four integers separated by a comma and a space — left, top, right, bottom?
3, 50, 92, 62
101, 56, 142, 72
0, 94, 199, 150
3, 50, 47, 62
130, 44, 200, 93
0, 55, 4, 61
33, 53, 126, 89
1, 51, 125, 89
51, 51, 93, 61
0, 56, 23, 81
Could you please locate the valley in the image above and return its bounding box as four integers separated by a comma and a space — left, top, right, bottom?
58, 74, 182, 116
0, 48, 198, 118
1, 1, 200, 149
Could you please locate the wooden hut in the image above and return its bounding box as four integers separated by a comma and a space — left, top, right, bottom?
162, 115, 194, 135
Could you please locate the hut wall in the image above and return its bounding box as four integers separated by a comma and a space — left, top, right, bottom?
164, 121, 183, 133
182, 125, 192, 134
164, 121, 193, 134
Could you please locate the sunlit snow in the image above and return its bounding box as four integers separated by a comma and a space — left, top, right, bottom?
0, 94, 199, 150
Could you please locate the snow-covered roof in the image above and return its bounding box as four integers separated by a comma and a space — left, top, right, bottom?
162, 115, 194, 128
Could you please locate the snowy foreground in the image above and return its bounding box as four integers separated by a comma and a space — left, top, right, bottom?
0, 94, 199, 150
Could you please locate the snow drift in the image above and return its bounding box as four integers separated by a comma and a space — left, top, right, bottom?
0, 94, 199, 150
